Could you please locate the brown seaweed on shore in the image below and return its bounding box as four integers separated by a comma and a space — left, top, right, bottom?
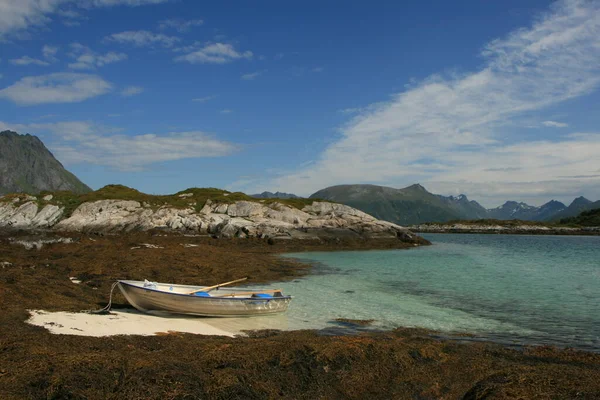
1, 232, 600, 399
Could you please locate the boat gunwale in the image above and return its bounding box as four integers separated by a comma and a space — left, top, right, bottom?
117, 280, 293, 301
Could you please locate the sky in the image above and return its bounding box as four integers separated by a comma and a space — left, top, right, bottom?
0, 0, 599, 207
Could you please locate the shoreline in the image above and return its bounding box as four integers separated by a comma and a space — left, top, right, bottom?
411, 226, 600, 236
2, 232, 600, 398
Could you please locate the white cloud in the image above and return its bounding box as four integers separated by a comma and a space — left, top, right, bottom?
192, 96, 214, 102
42, 45, 59, 61
542, 120, 569, 128
241, 70, 265, 80
235, 0, 600, 206
0, 73, 112, 105
67, 43, 127, 69
0, 119, 239, 170
158, 18, 203, 32
106, 30, 180, 47
121, 86, 144, 96
9, 44, 60, 66
175, 43, 253, 64
9, 56, 50, 66
0, 0, 171, 41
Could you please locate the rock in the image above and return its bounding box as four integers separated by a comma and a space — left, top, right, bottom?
1, 197, 423, 244
43, 194, 53, 201
178, 193, 193, 198
10, 237, 73, 250
31, 205, 64, 228
0, 261, 13, 268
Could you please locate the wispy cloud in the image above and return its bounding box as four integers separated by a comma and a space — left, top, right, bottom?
121, 86, 144, 97
543, 120, 569, 128
311, 67, 324, 73
42, 45, 59, 62
105, 30, 180, 47
241, 70, 265, 80
9, 44, 59, 66
236, 0, 600, 206
9, 56, 50, 66
175, 43, 252, 64
0, 0, 172, 41
67, 43, 127, 69
158, 18, 203, 32
220, 109, 232, 114
192, 96, 215, 102
0, 119, 239, 171
0, 73, 112, 106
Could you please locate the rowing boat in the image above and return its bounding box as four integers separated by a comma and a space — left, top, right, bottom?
117, 280, 292, 317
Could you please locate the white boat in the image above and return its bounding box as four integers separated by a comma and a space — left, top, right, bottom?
117, 280, 292, 317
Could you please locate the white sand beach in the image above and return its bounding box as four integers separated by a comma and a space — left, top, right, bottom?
27, 309, 290, 338
27, 309, 236, 337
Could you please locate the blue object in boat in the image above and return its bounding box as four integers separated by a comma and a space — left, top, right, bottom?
194, 292, 211, 297
253, 293, 273, 298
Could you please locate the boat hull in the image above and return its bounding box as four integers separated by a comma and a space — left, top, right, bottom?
117, 280, 292, 317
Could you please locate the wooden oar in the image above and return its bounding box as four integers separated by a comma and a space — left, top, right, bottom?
188, 277, 248, 295
213, 289, 283, 298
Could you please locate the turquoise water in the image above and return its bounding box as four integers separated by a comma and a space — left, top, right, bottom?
265, 234, 600, 351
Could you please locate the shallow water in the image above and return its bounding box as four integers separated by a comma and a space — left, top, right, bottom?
255, 234, 600, 351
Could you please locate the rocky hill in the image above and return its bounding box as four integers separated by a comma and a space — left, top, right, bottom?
0, 185, 425, 244
0, 130, 91, 196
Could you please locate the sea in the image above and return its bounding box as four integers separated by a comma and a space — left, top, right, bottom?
221, 233, 600, 352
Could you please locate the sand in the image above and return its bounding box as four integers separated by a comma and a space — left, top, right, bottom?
27, 309, 236, 337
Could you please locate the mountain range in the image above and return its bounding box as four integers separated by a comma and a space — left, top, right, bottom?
310, 184, 600, 225
0, 130, 91, 196
1, 130, 598, 226
250, 191, 300, 199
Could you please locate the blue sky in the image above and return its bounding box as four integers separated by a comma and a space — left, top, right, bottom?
1, 0, 599, 207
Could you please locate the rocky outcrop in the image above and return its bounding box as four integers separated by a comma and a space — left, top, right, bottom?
0, 196, 422, 242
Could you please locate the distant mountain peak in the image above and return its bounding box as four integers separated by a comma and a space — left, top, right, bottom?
250, 191, 299, 199
405, 183, 428, 192
571, 196, 591, 206
0, 130, 91, 195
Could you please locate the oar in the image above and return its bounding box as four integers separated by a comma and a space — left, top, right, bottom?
188, 277, 247, 295
213, 289, 283, 298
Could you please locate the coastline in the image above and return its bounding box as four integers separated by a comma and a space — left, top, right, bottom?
411, 224, 600, 236
2, 231, 600, 398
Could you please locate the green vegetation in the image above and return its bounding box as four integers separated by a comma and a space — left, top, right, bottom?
418, 218, 556, 227
559, 208, 600, 227
416, 212, 600, 228
1, 184, 318, 218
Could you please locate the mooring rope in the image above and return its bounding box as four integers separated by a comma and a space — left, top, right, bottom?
82, 281, 119, 314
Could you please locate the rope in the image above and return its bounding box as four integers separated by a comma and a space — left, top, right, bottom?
82, 281, 119, 315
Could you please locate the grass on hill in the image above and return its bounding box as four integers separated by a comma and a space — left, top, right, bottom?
558, 208, 600, 227
1, 185, 320, 218
416, 213, 600, 228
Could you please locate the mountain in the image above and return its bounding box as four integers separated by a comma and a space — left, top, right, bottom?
250, 191, 300, 199
310, 184, 487, 225
0, 130, 91, 196
309, 183, 596, 225
487, 200, 566, 221
551, 197, 600, 220
559, 207, 600, 226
